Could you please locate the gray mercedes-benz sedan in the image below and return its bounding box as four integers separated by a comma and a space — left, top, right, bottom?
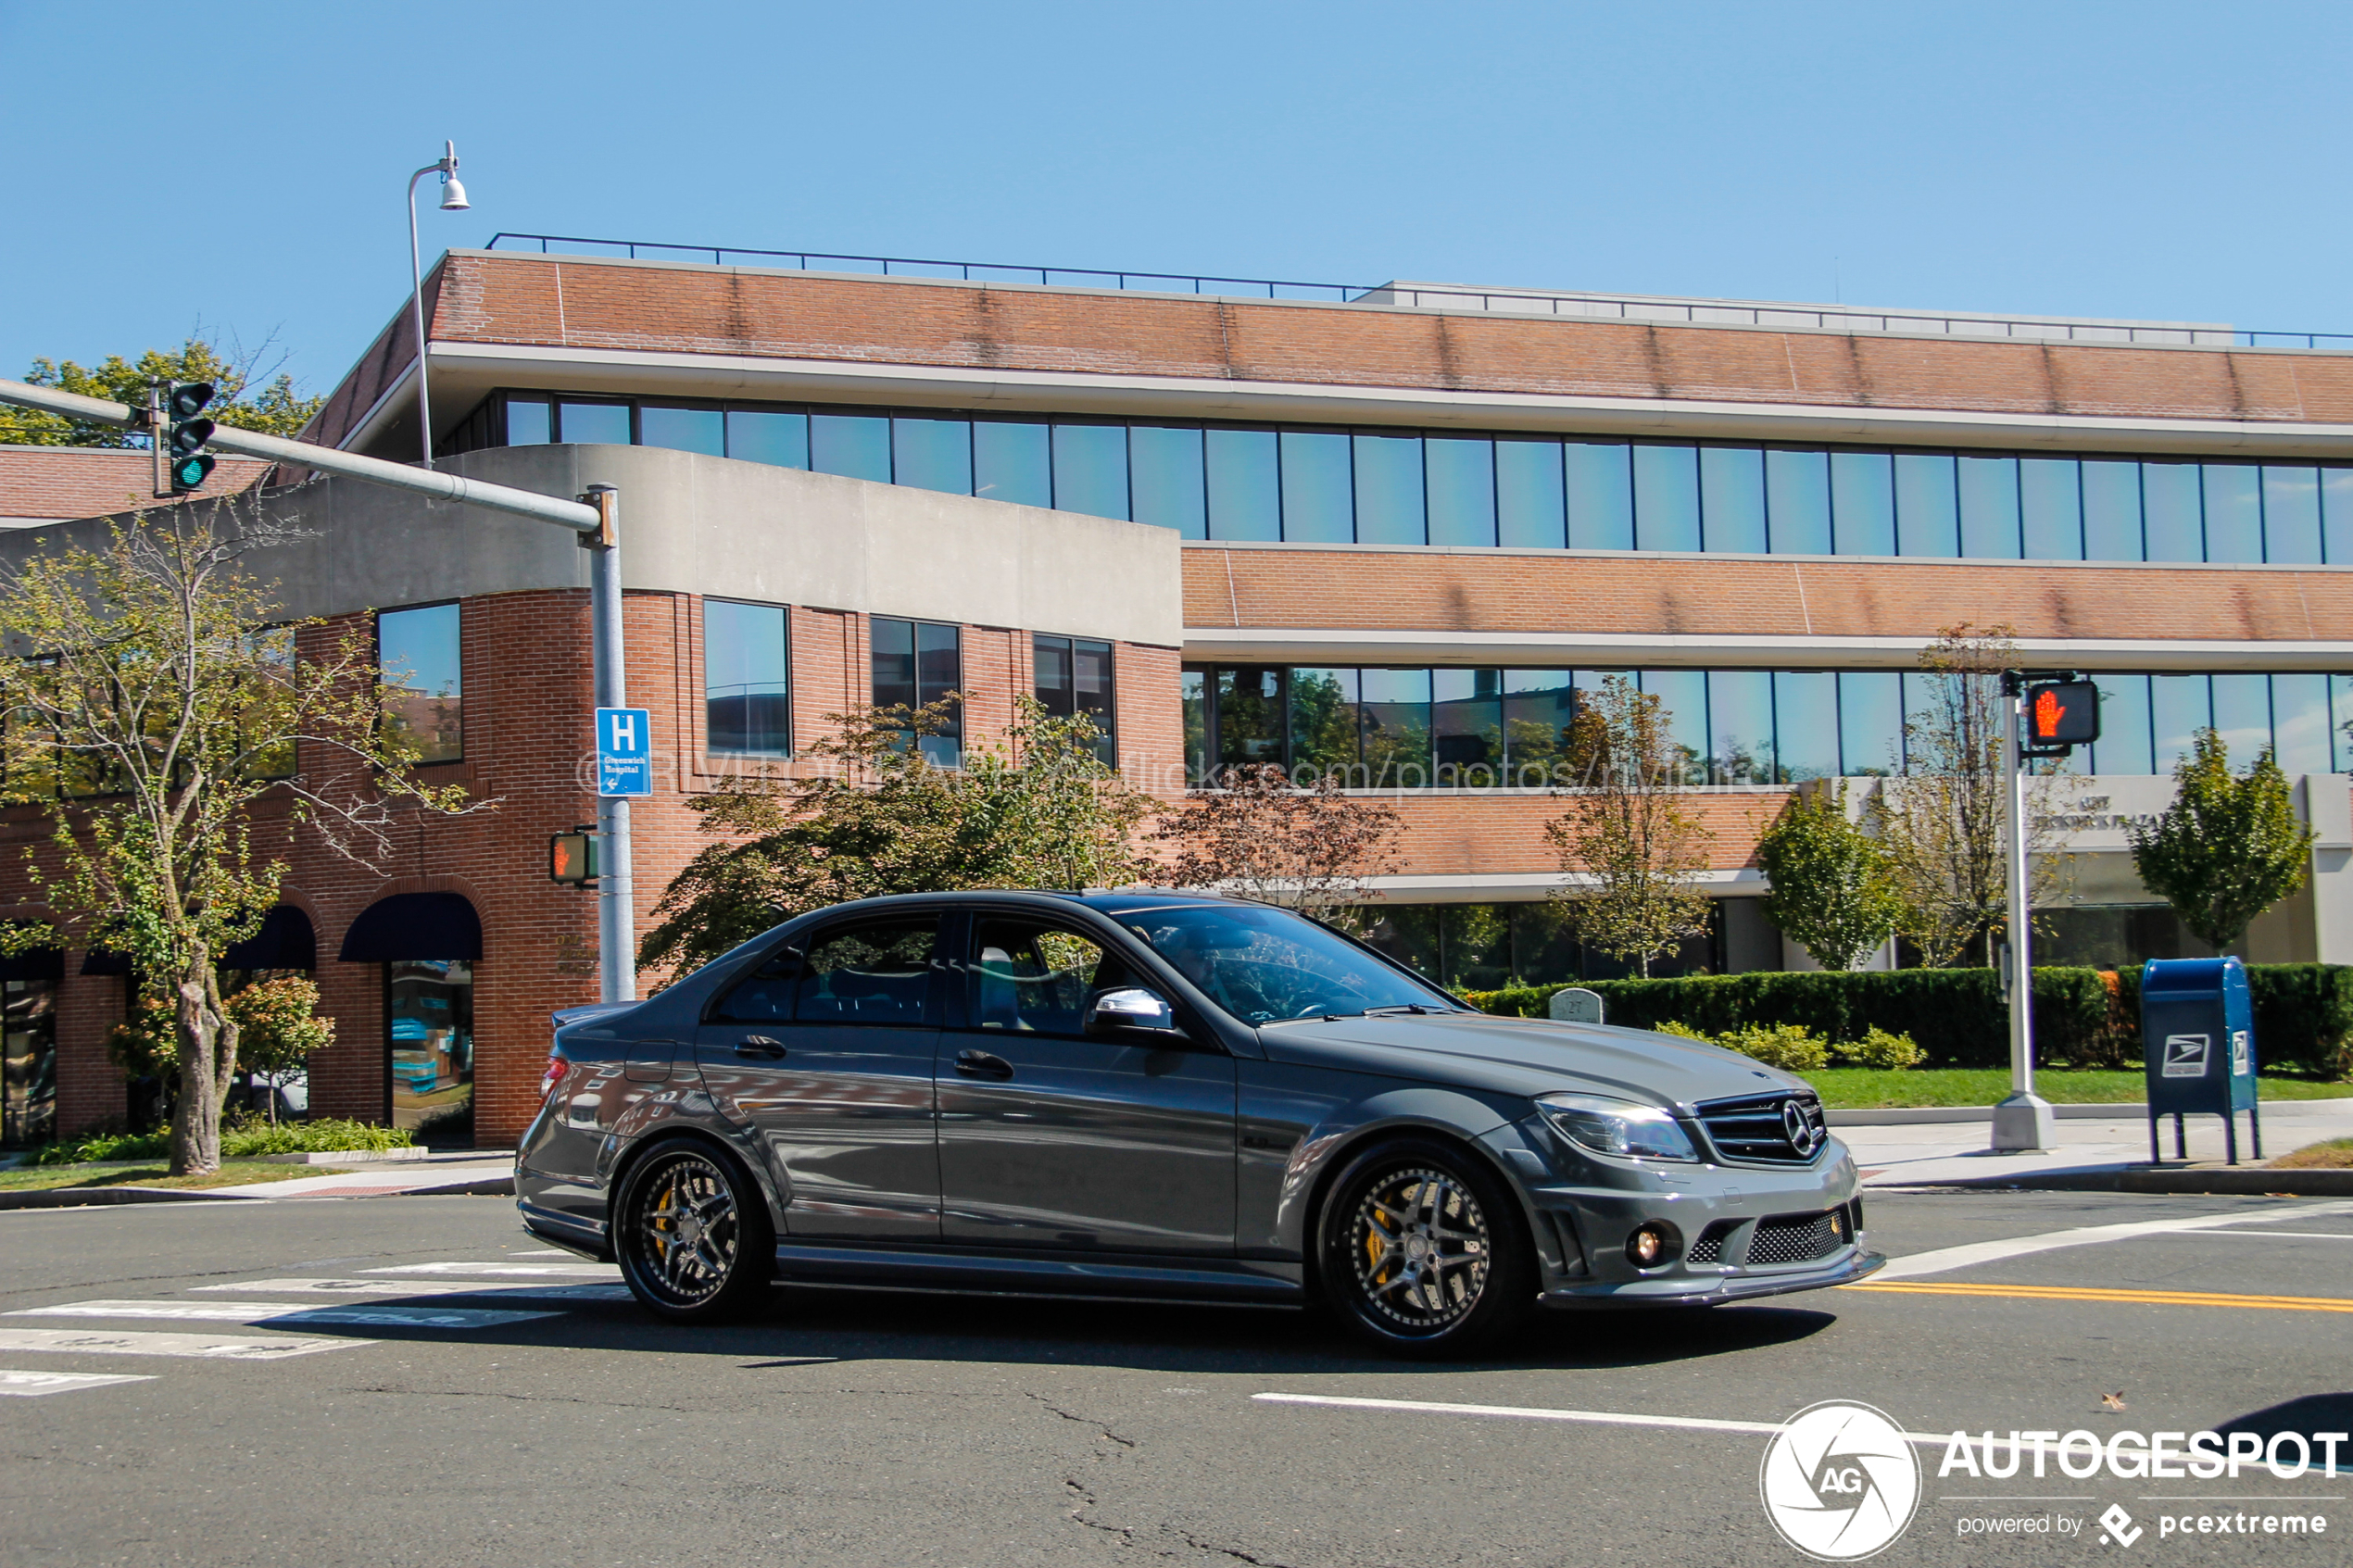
516, 890, 1881, 1355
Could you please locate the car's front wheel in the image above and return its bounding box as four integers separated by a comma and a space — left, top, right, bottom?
1317, 1137, 1533, 1358
614, 1138, 774, 1323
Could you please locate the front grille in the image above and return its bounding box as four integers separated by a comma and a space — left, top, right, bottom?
1687, 1220, 1741, 1265
1692, 1091, 1829, 1164
1749, 1209, 1847, 1266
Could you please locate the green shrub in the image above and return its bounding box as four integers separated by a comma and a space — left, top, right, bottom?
1653, 1020, 1713, 1043
31, 1115, 411, 1166
1839, 1026, 1925, 1071
1718, 1022, 1831, 1073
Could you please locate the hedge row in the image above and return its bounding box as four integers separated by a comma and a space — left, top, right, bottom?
1461, 965, 2353, 1079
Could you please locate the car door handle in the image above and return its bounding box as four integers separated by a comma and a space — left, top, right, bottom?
954, 1049, 1013, 1080
733, 1035, 787, 1060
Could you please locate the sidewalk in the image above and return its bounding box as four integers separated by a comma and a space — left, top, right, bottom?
204, 1154, 516, 1199
1841, 1098, 2353, 1190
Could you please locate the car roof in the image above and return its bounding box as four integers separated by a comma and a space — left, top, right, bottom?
797, 888, 1265, 918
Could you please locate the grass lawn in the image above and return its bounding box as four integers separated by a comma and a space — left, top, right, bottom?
2271, 1137, 2353, 1170
0, 1160, 349, 1193
1799, 1068, 2353, 1110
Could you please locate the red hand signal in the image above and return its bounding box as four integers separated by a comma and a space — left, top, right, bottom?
2033, 686, 2062, 738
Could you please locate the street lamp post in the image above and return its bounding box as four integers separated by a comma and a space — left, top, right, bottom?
406, 141, 470, 470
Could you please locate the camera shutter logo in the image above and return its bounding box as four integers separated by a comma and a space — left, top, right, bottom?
2162, 1034, 2210, 1079
1759, 1400, 1920, 1561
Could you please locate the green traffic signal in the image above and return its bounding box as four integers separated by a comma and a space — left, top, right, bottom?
164, 381, 218, 495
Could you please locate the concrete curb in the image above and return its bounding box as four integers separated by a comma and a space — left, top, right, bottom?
0, 1185, 258, 1211
1830, 1101, 2353, 1127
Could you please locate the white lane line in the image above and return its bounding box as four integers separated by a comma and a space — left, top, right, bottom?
363, 1261, 617, 1278
0, 1327, 367, 1360
0, 1368, 157, 1396
7, 1299, 559, 1328
190, 1277, 632, 1301
1874, 1201, 2353, 1281
1253, 1393, 1951, 1451
2175, 1230, 2353, 1242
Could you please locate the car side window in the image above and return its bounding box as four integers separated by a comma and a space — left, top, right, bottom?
969, 918, 1114, 1037
712, 947, 800, 1022
791, 918, 937, 1026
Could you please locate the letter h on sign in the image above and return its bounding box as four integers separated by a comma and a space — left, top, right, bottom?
598, 706, 653, 797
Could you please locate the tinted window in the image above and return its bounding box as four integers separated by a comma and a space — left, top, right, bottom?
812, 414, 891, 482
705, 598, 790, 756
379, 603, 461, 763
1353, 433, 1426, 546
726, 409, 809, 469
1052, 423, 1129, 521
893, 417, 973, 495
793, 920, 937, 1026
1207, 429, 1280, 542
639, 406, 724, 457
1130, 425, 1206, 536
1120, 903, 1453, 1026
1034, 633, 1115, 764
974, 421, 1051, 508
1280, 431, 1353, 543
504, 397, 551, 445
970, 918, 1109, 1036
558, 401, 631, 445
1566, 442, 1635, 550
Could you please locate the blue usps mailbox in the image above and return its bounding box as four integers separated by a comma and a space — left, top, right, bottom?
596, 707, 653, 797
2139, 956, 2261, 1165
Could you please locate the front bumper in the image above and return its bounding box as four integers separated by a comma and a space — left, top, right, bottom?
1540, 1245, 1884, 1309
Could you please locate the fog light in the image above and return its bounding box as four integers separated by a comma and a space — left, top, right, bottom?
1625, 1223, 1675, 1268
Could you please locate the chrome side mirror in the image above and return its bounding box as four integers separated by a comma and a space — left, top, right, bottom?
1087, 986, 1179, 1035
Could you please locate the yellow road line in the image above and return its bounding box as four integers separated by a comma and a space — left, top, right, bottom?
1846, 1280, 2353, 1313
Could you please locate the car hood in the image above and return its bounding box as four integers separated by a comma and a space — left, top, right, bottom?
1258, 1011, 1806, 1110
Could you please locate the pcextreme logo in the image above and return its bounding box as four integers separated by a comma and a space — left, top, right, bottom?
1759, 1401, 1923, 1561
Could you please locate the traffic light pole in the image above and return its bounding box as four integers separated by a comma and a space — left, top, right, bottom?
0, 373, 638, 1005
1992, 678, 2057, 1154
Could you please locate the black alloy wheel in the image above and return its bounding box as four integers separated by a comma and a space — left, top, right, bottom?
1317, 1136, 1534, 1358
615, 1138, 774, 1323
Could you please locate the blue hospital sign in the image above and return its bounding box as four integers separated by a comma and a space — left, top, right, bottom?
597, 707, 653, 797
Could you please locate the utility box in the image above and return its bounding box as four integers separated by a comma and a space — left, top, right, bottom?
2139, 957, 2261, 1165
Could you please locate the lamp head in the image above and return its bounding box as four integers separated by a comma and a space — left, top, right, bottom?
438, 175, 470, 211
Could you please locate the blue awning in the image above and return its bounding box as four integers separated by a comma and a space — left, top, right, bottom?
337, 893, 482, 963
0, 947, 64, 983
223, 906, 318, 971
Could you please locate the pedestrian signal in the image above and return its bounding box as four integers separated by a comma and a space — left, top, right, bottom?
2024, 679, 2099, 752
549, 828, 599, 884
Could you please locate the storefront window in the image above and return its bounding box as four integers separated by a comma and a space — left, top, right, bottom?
387, 960, 472, 1136
1, 977, 56, 1148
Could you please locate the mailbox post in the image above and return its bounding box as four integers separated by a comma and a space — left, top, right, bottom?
2139, 956, 2262, 1165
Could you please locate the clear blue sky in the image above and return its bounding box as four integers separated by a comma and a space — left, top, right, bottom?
6, 0, 2350, 398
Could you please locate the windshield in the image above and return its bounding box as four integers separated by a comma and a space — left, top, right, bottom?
1119, 904, 1458, 1026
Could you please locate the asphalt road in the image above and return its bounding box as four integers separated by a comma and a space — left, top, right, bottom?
1, 1186, 2348, 1567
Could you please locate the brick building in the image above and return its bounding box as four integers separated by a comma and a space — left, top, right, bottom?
5, 243, 2351, 1150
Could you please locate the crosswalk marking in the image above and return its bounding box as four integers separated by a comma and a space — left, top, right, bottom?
0, 1368, 157, 1396
190, 1277, 633, 1302
7, 1298, 558, 1329
363, 1261, 617, 1278
0, 1327, 367, 1360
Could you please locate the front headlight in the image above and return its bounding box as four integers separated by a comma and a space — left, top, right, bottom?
1536, 1092, 1700, 1163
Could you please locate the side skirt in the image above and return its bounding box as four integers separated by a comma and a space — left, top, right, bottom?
772, 1241, 1305, 1305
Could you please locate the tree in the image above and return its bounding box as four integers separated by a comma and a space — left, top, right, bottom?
1149, 764, 1403, 928
0, 334, 323, 448
639, 697, 1155, 986
226, 975, 336, 1125
0, 501, 479, 1173
1757, 782, 1904, 971
1544, 674, 1715, 977
2129, 728, 2317, 952
1872, 623, 2063, 968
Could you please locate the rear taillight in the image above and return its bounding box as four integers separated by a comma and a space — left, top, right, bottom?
539, 1053, 569, 1099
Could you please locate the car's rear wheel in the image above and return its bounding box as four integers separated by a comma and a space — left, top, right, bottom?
1316, 1137, 1533, 1358
614, 1138, 774, 1323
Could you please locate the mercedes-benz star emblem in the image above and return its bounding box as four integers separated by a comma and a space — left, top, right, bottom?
1782, 1098, 1818, 1156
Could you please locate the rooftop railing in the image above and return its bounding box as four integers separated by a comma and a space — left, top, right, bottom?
479, 232, 2353, 349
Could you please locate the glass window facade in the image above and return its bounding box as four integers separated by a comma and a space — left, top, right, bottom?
872, 617, 963, 767
1181, 664, 2347, 788
460, 389, 2353, 565
387, 959, 472, 1135
703, 598, 790, 757
1033, 633, 1115, 766
378, 603, 461, 763
1, 976, 56, 1148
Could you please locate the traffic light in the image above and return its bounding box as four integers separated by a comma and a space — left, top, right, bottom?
548, 827, 599, 885
165, 382, 216, 494
2024, 679, 2100, 753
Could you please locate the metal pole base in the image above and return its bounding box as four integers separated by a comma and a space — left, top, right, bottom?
1991, 1091, 2057, 1154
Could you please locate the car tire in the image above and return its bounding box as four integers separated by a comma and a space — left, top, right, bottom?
1315, 1136, 1534, 1359
613, 1137, 774, 1323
